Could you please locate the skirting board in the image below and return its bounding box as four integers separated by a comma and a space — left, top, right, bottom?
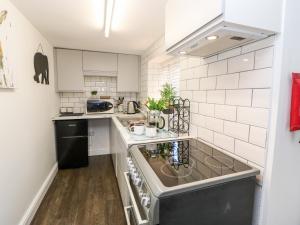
18, 163, 58, 225
89, 148, 110, 156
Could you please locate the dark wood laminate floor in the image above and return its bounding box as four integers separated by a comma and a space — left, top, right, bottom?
31, 155, 127, 225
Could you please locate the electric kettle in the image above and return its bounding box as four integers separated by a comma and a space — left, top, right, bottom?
127, 101, 139, 114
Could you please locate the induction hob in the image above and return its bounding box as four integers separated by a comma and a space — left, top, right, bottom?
133, 139, 258, 189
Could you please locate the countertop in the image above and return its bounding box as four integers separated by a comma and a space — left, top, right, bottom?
52, 113, 193, 147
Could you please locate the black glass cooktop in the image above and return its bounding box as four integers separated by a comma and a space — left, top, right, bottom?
138, 139, 252, 187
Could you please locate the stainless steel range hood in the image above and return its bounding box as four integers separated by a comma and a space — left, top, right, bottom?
167, 22, 271, 57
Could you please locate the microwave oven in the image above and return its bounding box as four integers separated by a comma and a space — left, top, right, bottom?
86, 99, 114, 114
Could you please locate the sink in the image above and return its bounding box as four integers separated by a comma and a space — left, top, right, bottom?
117, 114, 146, 127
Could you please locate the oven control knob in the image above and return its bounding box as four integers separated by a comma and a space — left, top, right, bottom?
134, 177, 142, 186
141, 196, 151, 208
131, 171, 138, 179
138, 190, 145, 198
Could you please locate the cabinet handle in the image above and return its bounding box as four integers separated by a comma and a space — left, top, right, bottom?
61, 136, 88, 139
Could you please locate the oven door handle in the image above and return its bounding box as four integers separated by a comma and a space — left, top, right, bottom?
124, 172, 149, 225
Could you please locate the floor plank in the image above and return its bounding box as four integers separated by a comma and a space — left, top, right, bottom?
31, 155, 126, 225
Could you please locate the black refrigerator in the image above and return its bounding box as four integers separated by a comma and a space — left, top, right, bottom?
55, 120, 88, 169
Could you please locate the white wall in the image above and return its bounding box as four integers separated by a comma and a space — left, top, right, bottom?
261, 1, 300, 224
0, 1, 59, 224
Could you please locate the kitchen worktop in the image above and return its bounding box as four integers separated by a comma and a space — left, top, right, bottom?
53, 113, 193, 147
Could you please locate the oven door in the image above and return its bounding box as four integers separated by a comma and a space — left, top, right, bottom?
124, 172, 149, 225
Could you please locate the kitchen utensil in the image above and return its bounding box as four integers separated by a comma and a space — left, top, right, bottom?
130, 124, 145, 135
145, 125, 157, 137
118, 104, 124, 113
127, 101, 139, 114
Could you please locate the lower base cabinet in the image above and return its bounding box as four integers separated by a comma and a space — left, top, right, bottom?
110, 119, 130, 207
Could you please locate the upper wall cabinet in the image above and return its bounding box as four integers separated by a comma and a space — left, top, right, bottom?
165, 0, 283, 56
117, 54, 140, 93
56, 49, 84, 92
83, 51, 118, 76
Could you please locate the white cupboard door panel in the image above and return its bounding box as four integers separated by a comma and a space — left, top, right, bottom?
83, 51, 117, 76
224, 0, 282, 33
56, 49, 84, 92
117, 54, 140, 92
165, 0, 224, 50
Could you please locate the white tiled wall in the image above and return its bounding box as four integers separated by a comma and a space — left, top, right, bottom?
59, 76, 137, 113
139, 37, 180, 102
180, 36, 275, 174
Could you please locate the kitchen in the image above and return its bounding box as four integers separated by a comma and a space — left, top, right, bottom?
0, 0, 300, 225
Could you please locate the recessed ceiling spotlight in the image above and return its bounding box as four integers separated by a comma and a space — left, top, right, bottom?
179, 51, 186, 55
206, 35, 219, 41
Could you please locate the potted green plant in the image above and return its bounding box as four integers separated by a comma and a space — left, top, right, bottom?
160, 83, 176, 114
146, 98, 166, 128
91, 90, 98, 98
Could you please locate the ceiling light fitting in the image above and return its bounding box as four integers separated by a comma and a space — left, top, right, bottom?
104, 0, 115, 38
206, 35, 219, 41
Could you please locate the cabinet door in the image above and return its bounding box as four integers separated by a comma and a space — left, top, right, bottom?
83, 51, 117, 76
117, 54, 140, 92
165, 0, 224, 50
56, 49, 84, 92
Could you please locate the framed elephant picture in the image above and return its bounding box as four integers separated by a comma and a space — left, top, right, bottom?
33, 43, 49, 85
0, 10, 15, 89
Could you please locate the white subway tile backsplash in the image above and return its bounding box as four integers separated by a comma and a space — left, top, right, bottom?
224, 121, 249, 141
207, 90, 225, 104
193, 91, 207, 102
188, 57, 202, 68
216, 73, 239, 89
192, 113, 206, 127
190, 102, 199, 113
235, 140, 265, 166
252, 89, 272, 108
237, 107, 269, 128
206, 117, 223, 133
215, 105, 237, 121
226, 89, 252, 106
249, 126, 267, 147
239, 68, 273, 89
200, 77, 216, 90
208, 60, 228, 76
198, 103, 215, 117
214, 133, 235, 153
198, 127, 214, 143
255, 47, 274, 69
193, 65, 208, 78
60, 76, 136, 113
228, 52, 254, 73
177, 38, 274, 172
179, 80, 187, 90
181, 91, 193, 100
186, 79, 200, 90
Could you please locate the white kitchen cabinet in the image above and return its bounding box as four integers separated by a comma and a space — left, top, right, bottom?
110, 119, 129, 206
117, 54, 140, 92
165, 0, 223, 50
165, 0, 283, 51
83, 51, 117, 76
56, 49, 84, 92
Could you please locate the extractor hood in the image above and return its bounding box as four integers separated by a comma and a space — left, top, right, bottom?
167, 22, 271, 57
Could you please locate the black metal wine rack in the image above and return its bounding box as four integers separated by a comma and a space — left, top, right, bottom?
168, 97, 190, 135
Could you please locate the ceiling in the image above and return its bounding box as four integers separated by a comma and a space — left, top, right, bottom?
10, 0, 167, 55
